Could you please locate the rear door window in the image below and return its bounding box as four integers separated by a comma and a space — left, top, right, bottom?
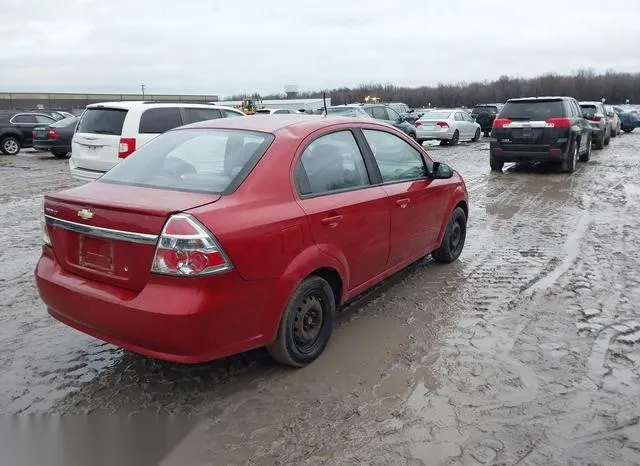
297, 131, 370, 195
501, 101, 564, 120
77, 108, 128, 135
139, 107, 183, 134
182, 108, 222, 124
386, 107, 401, 121
12, 114, 37, 123
371, 107, 387, 120
454, 113, 464, 121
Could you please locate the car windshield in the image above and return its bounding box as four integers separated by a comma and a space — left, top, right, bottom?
472, 106, 498, 114
419, 111, 452, 120
77, 107, 128, 135
500, 100, 564, 120
99, 129, 274, 194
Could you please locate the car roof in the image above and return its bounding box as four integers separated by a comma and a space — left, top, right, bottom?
473, 103, 502, 106
85, 101, 235, 110
178, 114, 389, 134
507, 96, 572, 102
579, 101, 603, 105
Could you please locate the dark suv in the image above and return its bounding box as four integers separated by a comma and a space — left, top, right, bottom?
361, 104, 417, 140
489, 96, 592, 173
471, 104, 504, 136
0, 111, 57, 155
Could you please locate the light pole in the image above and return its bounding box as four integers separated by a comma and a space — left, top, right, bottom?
141, 84, 146, 99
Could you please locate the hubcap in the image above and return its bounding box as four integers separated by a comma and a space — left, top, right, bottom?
450, 221, 462, 250
4, 140, 18, 154
292, 295, 324, 352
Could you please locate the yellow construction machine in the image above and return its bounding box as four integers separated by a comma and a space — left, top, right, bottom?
237, 98, 263, 115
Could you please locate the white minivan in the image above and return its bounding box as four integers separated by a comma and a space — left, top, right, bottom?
69, 101, 245, 181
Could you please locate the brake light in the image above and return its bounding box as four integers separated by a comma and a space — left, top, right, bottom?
415, 121, 422, 127
118, 137, 136, 159
151, 214, 232, 276
41, 199, 51, 246
493, 118, 512, 128
545, 118, 571, 128
591, 114, 602, 122
47, 129, 60, 139
436, 121, 449, 128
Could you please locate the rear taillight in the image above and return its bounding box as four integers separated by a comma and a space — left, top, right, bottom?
493, 118, 512, 129
415, 121, 422, 127
41, 199, 51, 246
436, 121, 449, 128
545, 118, 571, 128
151, 214, 232, 276
118, 137, 136, 159
591, 115, 602, 122
48, 129, 60, 139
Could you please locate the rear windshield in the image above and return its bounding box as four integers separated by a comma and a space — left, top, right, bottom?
419, 111, 452, 120
500, 100, 564, 120
326, 108, 366, 117
51, 116, 78, 128
472, 106, 498, 114
99, 129, 274, 194
77, 108, 128, 135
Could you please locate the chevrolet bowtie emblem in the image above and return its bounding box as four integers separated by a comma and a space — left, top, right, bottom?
77, 209, 94, 220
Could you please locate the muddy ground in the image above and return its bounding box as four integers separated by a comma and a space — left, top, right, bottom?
1, 134, 640, 465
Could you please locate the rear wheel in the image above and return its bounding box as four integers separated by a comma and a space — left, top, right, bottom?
52, 149, 69, 158
483, 131, 490, 137
450, 130, 459, 145
562, 141, 578, 173
439, 139, 449, 146
1, 136, 20, 155
267, 276, 335, 367
595, 135, 604, 150
604, 129, 611, 146
490, 155, 504, 172
623, 127, 634, 133
579, 135, 591, 162
472, 128, 481, 142
432, 207, 467, 263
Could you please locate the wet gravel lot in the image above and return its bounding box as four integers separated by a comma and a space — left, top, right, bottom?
2, 135, 640, 464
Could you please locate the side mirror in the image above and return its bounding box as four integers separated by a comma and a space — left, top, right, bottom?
431, 162, 454, 179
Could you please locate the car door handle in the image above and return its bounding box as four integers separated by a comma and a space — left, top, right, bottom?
396, 198, 411, 208
320, 215, 343, 228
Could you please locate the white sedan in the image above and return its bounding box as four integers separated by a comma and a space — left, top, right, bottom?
415, 109, 481, 145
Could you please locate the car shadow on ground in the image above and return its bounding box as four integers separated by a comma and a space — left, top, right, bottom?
50, 256, 437, 413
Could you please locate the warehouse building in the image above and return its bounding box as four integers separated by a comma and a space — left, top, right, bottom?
0, 92, 219, 112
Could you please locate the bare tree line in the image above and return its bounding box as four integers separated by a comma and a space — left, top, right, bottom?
229, 70, 640, 108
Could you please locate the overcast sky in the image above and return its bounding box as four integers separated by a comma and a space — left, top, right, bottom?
2, 0, 639, 97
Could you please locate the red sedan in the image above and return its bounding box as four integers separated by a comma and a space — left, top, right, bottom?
35, 115, 469, 367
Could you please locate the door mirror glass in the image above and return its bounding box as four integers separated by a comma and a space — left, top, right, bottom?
431, 162, 453, 179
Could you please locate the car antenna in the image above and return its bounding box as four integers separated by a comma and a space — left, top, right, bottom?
323, 92, 328, 117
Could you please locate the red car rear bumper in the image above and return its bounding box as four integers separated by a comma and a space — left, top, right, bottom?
35, 251, 280, 363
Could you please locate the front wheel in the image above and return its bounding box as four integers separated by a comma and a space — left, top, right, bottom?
622, 127, 634, 133
432, 207, 467, 263
472, 128, 481, 142
267, 276, 335, 367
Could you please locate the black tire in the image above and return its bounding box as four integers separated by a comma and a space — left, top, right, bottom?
1, 136, 21, 155
267, 276, 335, 367
450, 130, 459, 145
490, 155, 504, 172
561, 141, 578, 173
579, 135, 591, 162
594, 135, 604, 150
622, 127, 634, 133
439, 139, 448, 146
483, 131, 490, 137
432, 207, 467, 263
416, 139, 425, 145
409, 132, 417, 141
611, 125, 618, 137
604, 129, 611, 146
472, 128, 481, 142
52, 149, 69, 158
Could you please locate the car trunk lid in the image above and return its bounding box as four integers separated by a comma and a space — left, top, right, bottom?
44, 182, 220, 292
